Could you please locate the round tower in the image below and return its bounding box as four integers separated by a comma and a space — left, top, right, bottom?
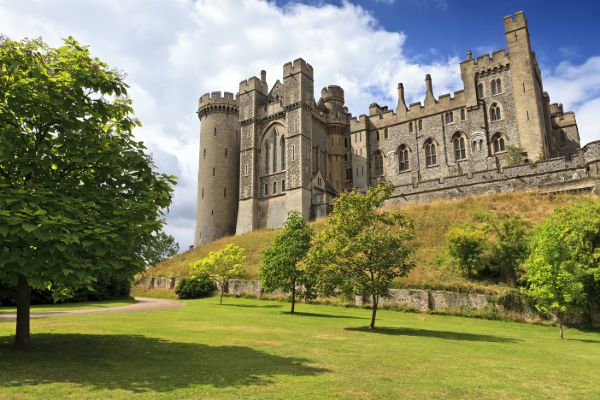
194, 91, 240, 246
322, 85, 349, 193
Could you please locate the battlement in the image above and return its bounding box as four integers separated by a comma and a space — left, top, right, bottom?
283, 58, 313, 79
321, 85, 344, 101
239, 76, 267, 94
504, 11, 527, 34
198, 91, 239, 108
550, 103, 564, 116
349, 114, 368, 131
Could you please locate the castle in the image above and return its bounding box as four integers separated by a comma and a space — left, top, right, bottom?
194, 11, 600, 246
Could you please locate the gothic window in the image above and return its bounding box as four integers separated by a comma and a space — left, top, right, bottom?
273, 181, 277, 194
273, 135, 277, 172
490, 103, 501, 122
384, 128, 389, 139
346, 168, 352, 180
496, 79, 502, 94
418, 120, 423, 130
460, 108, 466, 121
282, 180, 286, 191
453, 132, 467, 161
376, 130, 380, 141
492, 133, 507, 154
264, 182, 269, 196
280, 136, 286, 170
491, 79, 497, 95
344, 137, 349, 148
373, 152, 384, 176
424, 138, 437, 167
264, 141, 270, 174
445, 111, 454, 124
224, 187, 227, 198
477, 83, 484, 98
471, 141, 477, 153
409, 121, 413, 133
398, 145, 410, 172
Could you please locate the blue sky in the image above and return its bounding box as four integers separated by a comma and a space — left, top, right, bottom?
1, 0, 598, 248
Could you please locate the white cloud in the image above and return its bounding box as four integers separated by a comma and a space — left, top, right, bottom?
544, 56, 600, 146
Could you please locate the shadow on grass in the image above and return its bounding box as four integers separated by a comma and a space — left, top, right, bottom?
0, 334, 327, 392
345, 326, 520, 343
568, 338, 600, 343
219, 303, 283, 309
282, 311, 367, 320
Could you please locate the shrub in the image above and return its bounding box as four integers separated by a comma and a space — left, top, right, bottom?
175, 274, 215, 299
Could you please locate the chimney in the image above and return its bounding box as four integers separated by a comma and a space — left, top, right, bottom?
396, 83, 408, 116
424, 74, 436, 106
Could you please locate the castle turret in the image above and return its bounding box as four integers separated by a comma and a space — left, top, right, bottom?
321, 85, 349, 193
195, 91, 240, 246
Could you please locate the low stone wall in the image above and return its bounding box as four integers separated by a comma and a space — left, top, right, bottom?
135, 276, 182, 290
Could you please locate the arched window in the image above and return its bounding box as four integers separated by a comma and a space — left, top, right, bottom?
264, 182, 269, 195
424, 139, 437, 167
491, 79, 497, 95
491, 132, 507, 154
409, 121, 413, 133
374, 152, 384, 176
273, 181, 277, 194
280, 136, 286, 170
453, 132, 467, 161
418, 120, 423, 130
398, 145, 410, 172
460, 108, 466, 121
264, 141, 270, 174
490, 103, 501, 122
384, 128, 388, 139
477, 83, 484, 98
273, 135, 277, 172
282, 180, 286, 191
445, 111, 454, 124
496, 79, 502, 93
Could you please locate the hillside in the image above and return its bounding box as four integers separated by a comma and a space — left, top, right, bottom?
142, 192, 593, 292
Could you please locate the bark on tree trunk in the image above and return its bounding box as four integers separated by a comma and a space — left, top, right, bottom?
219, 282, 224, 305
370, 294, 378, 330
559, 319, 564, 339
15, 274, 31, 350
291, 279, 296, 314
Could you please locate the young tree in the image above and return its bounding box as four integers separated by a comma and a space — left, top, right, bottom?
191, 244, 246, 304
306, 183, 415, 329
523, 200, 600, 338
0, 37, 175, 349
259, 211, 313, 313
445, 224, 489, 279
142, 230, 180, 267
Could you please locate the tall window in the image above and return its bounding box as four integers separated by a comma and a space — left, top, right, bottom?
425, 139, 437, 167
376, 131, 380, 141
453, 133, 467, 161
418, 120, 423, 130
409, 121, 413, 133
492, 133, 507, 153
273, 181, 277, 194
398, 145, 410, 172
280, 136, 286, 170
477, 83, 484, 98
264, 141, 270, 174
374, 152, 384, 176
272, 136, 277, 172
460, 108, 466, 121
490, 103, 501, 121
384, 128, 388, 139
491, 79, 497, 95
445, 111, 454, 124
264, 182, 269, 196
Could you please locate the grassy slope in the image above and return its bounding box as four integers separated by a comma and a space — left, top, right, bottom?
146, 192, 591, 292
1, 296, 599, 399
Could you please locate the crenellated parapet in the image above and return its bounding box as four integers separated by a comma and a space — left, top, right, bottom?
283, 58, 313, 79
198, 91, 239, 118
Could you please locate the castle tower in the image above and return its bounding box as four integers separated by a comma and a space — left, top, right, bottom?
321, 85, 349, 193
504, 11, 550, 160
194, 92, 240, 246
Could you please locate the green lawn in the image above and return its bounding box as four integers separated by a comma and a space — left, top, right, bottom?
1, 297, 599, 399
0, 299, 136, 314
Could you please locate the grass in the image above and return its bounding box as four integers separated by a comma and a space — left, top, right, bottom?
1, 296, 599, 399
143, 192, 592, 293
0, 299, 136, 314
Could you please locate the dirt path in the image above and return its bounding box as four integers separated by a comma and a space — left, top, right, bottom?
0, 297, 184, 321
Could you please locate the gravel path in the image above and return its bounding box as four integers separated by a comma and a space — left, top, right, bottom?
0, 297, 184, 321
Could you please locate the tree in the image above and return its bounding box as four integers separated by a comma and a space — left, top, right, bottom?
306, 183, 414, 329
505, 144, 526, 166
142, 230, 180, 267
477, 212, 531, 286
191, 244, 246, 304
522, 200, 600, 338
0, 37, 176, 348
259, 211, 313, 313
444, 224, 489, 279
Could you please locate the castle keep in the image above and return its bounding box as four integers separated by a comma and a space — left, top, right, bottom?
195, 11, 600, 246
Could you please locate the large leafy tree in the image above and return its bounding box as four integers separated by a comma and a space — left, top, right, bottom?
142, 230, 180, 267
259, 211, 313, 313
522, 200, 600, 338
191, 244, 246, 305
0, 36, 175, 348
306, 183, 415, 329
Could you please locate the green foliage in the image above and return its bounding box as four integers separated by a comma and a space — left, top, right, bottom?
444, 224, 490, 279
259, 212, 313, 312
175, 274, 215, 299
306, 183, 415, 329
505, 144, 525, 166
191, 244, 246, 304
143, 231, 180, 267
0, 36, 176, 346
522, 200, 600, 336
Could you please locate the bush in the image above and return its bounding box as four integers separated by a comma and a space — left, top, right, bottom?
176, 274, 215, 299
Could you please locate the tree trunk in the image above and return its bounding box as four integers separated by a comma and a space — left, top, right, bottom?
559, 319, 564, 339
291, 278, 296, 314
219, 281, 224, 305
369, 294, 378, 330
15, 274, 31, 350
